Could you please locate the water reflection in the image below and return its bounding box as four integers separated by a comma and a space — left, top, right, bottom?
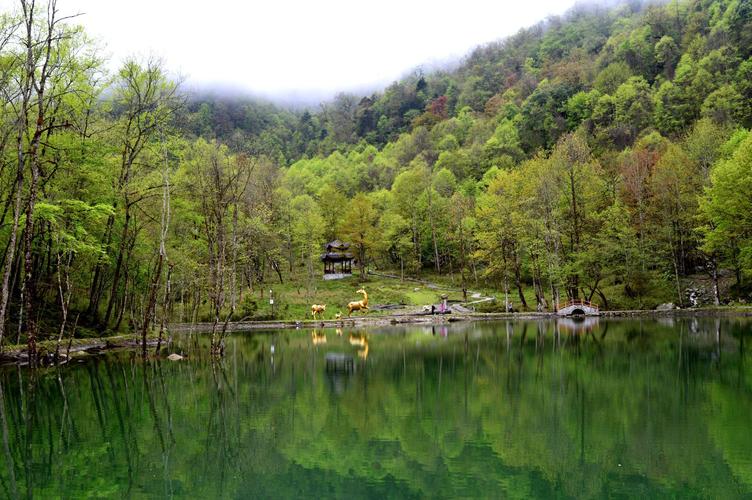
556, 315, 600, 334
348, 333, 369, 360
0, 317, 750, 498
311, 329, 327, 345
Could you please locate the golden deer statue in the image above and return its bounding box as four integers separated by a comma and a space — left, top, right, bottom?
347, 289, 369, 317
310, 304, 326, 320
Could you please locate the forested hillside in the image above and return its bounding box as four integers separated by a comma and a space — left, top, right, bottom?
1, 0, 752, 356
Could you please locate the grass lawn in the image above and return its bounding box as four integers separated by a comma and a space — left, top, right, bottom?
224, 271, 467, 322
186, 266, 693, 322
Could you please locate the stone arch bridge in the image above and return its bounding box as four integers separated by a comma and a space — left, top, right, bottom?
556, 299, 600, 316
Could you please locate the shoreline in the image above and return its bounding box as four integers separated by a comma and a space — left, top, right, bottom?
2, 306, 751, 365
0, 335, 161, 366
169, 305, 752, 332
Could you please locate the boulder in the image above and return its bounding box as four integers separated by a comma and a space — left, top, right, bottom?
656, 303, 676, 311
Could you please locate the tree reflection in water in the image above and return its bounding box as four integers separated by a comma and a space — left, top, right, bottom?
0, 316, 750, 498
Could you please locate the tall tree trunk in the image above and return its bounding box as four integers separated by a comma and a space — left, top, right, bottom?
21, 157, 40, 359
142, 253, 163, 355
114, 271, 129, 331
411, 214, 421, 275
503, 278, 510, 312
711, 258, 721, 306
103, 206, 130, 327
87, 214, 115, 319
428, 188, 440, 273
0, 166, 24, 349
142, 135, 171, 354
156, 264, 172, 355
595, 288, 609, 310
19, 0, 62, 361
0, 4, 34, 348
672, 244, 682, 306
458, 223, 467, 290
531, 253, 547, 311
513, 252, 528, 310
230, 200, 238, 311
54, 251, 73, 360
358, 242, 366, 280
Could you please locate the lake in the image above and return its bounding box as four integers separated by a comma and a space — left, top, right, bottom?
1, 317, 751, 498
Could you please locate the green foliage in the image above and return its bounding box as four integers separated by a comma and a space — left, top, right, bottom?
35, 201, 114, 257
339, 193, 379, 279
700, 133, 752, 279
614, 76, 654, 142
482, 119, 524, 168
565, 89, 601, 130
701, 84, 745, 125
594, 61, 633, 94
6, 0, 752, 345
518, 79, 575, 152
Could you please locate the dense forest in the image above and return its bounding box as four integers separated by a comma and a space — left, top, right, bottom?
1, 0, 752, 357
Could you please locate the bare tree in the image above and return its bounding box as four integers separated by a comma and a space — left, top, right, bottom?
142, 130, 172, 355
98, 58, 180, 329
0, 0, 87, 358
188, 141, 252, 355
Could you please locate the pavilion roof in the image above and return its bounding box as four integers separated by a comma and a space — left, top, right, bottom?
320, 252, 354, 262
325, 240, 350, 251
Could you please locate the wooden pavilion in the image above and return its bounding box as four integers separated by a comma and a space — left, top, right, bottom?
321, 240, 354, 279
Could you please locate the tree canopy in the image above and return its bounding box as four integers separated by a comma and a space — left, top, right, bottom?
1, 0, 752, 356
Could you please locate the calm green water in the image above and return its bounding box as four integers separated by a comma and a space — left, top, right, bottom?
1, 317, 751, 499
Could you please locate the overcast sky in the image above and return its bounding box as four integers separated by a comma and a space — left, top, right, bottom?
2, 0, 577, 101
